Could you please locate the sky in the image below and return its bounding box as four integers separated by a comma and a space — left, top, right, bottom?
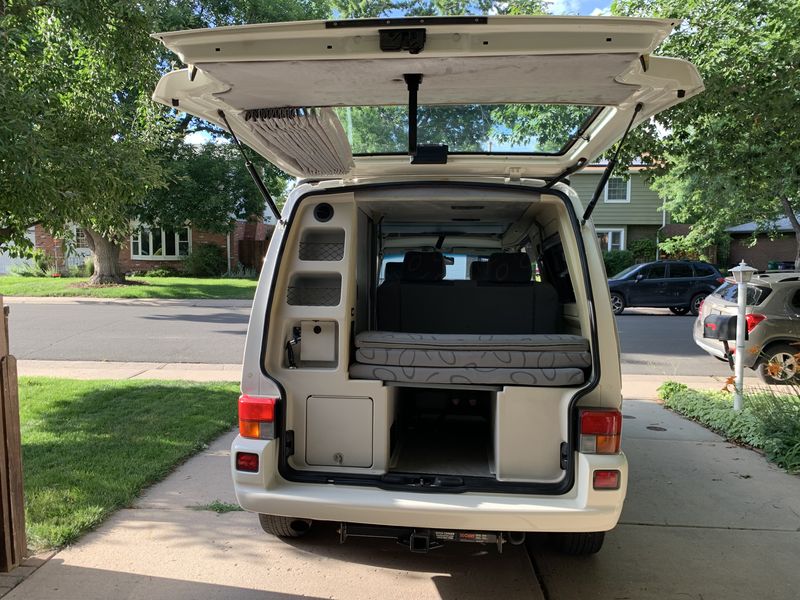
548, 0, 611, 15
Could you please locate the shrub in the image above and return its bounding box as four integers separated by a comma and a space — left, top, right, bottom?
223, 263, 258, 279
182, 244, 226, 277
10, 249, 50, 277
603, 250, 634, 277
628, 238, 658, 262
144, 267, 178, 278
658, 381, 800, 473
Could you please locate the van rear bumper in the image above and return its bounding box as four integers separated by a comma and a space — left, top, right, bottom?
232, 437, 627, 533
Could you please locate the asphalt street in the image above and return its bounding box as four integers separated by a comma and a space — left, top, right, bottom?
7, 302, 733, 376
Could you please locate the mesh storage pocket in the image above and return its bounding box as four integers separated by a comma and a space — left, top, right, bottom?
286, 274, 341, 306
298, 229, 344, 261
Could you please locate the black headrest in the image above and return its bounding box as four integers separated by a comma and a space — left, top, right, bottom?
486, 253, 532, 283
384, 262, 403, 282
470, 261, 489, 281
402, 251, 445, 282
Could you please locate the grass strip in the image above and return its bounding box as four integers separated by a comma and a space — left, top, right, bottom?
658, 381, 800, 473
0, 276, 256, 299
19, 377, 238, 550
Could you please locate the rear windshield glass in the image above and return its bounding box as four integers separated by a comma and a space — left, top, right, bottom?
713, 282, 772, 305
335, 104, 599, 155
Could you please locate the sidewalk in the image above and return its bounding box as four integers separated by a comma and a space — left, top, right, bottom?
2, 296, 252, 308
6, 388, 799, 599
17, 360, 240, 382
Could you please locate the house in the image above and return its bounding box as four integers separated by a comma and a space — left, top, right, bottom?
726, 218, 799, 270
32, 216, 275, 275
570, 165, 666, 257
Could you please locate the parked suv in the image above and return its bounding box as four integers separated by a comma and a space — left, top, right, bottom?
694, 272, 800, 384
608, 260, 724, 316
153, 16, 702, 555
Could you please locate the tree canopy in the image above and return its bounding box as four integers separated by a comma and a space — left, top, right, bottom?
613, 0, 800, 265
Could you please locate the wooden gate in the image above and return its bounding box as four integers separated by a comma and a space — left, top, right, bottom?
0, 297, 25, 571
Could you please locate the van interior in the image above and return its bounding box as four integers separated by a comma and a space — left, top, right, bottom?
264, 184, 594, 492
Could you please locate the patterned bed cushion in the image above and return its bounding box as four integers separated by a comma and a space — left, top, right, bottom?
355, 331, 589, 353
356, 347, 591, 369
349, 364, 585, 387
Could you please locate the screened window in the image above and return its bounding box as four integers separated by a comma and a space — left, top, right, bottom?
596, 229, 625, 252
131, 227, 190, 260
604, 177, 630, 203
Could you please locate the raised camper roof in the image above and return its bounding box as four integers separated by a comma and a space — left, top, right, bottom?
152, 16, 703, 180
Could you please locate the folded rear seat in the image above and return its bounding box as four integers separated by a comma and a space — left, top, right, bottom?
353, 252, 590, 387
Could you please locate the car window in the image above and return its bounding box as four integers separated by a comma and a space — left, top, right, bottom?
611, 264, 641, 279
713, 282, 772, 305
668, 263, 694, 278
790, 289, 800, 311
694, 263, 716, 277
644, 264, 666, 279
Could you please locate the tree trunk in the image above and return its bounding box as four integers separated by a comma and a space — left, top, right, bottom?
778, 196, 800, 271
84, 229, 125, 285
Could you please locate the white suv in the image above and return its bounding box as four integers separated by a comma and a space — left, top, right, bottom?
154, 15, 702, 555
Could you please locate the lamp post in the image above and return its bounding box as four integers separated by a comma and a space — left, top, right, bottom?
729, 260, 757, 411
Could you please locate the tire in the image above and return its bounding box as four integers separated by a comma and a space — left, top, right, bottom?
689, 293, 707, 316
669, 306, 690, 316
258, 514, 312, 538
550, 531, 605, 555
610, 293, 625, 315
756, 343, 800, 385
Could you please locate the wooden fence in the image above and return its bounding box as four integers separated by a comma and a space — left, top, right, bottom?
238, 239, 269, 270
0, 297, 25, 571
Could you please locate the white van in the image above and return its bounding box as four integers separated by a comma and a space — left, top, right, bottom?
154, 15, 702, 555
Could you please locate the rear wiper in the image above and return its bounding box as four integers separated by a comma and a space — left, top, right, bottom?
581, 103, 643, 225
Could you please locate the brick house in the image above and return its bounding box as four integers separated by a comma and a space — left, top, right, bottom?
32, 217, 274, 274
726, 218, 799, 270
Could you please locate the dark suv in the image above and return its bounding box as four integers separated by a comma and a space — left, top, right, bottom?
608, 260, 724, 315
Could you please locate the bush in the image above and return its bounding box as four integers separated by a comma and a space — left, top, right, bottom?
222, 263, 258, 279
658, 381, 800, 473
144, 267, 178, 278
182, 244, 226, 277
628, 238, 658, 262
10, 249, 50, 277
603, 250, 634, 277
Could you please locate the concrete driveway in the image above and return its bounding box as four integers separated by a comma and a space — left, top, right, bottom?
7, 398, 800, 600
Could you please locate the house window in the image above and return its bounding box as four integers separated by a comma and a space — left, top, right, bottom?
131, 227, 190, 260
596, 228, 625, 252
604, 177, 631, 203
74, 228, 89, 249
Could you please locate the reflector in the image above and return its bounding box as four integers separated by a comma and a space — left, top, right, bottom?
236, 452, 259, 472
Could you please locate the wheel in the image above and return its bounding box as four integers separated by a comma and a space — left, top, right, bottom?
550, 531, 605, 555
610, 293, 625, 315
689, 293, 707, 316
669, 306, 690, 316
258, 514, 312, 538
756, 344, 800, 385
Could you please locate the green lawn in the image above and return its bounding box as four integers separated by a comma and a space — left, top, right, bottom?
0, 276, 257, 299
19, 377, 239, 550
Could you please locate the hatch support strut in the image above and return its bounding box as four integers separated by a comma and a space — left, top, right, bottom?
403, 73, 448, 164
581, 103, 643, 225
217, 109, 283, 224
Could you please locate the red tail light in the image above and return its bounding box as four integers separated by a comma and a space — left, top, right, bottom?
593, 470, 621, 490
236, 452, 259, 472
716, 277, 725, 284
580, 409, 622, 454
745, 313, 766, 332
239, 394, 277, 439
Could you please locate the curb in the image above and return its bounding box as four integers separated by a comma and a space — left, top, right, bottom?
1, 296, 253, 308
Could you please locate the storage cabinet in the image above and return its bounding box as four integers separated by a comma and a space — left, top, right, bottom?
306, 396, 373, 468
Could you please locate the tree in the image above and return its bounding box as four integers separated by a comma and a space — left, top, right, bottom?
612, 0, 800, 268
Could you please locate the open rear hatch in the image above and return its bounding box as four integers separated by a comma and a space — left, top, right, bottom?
152, 15, 703, 180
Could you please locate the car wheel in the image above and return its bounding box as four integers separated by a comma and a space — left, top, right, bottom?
756, 344, 800, 385
669, 306, 690, 316
610, 293, 625, 315
258, 514, 312, 538
689, 293, 707, 316
550, 531, 605, 555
